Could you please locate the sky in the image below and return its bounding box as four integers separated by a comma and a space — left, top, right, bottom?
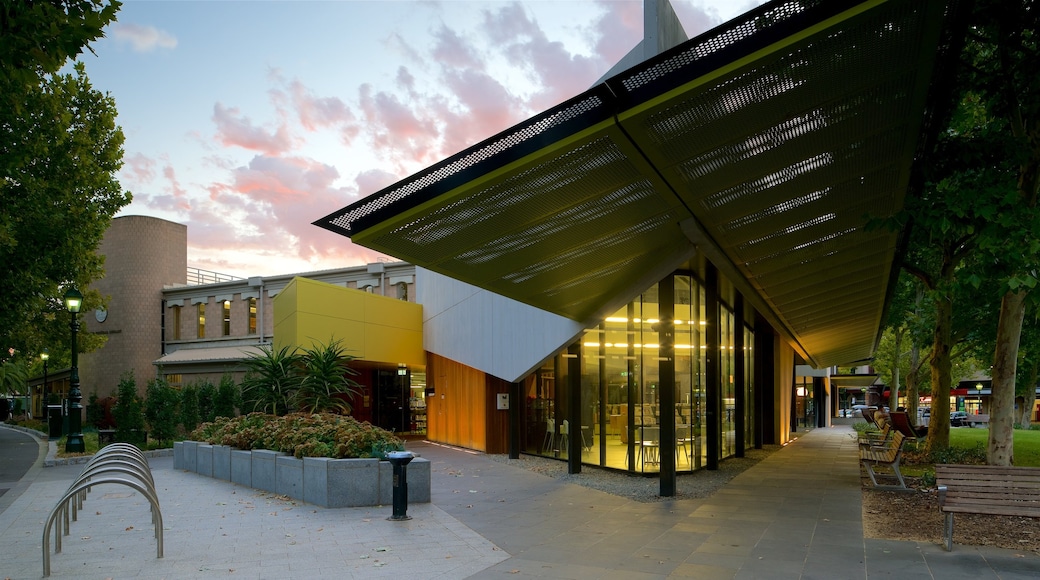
79, 0, 768, 278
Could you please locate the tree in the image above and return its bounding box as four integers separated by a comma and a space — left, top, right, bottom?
0, 0, 122, 87
1015, 308, 1040, 427
949, 0, 1040, 465
1, 2, 129, 361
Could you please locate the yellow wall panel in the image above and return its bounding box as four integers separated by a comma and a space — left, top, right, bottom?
365, 324, 425, 366
273, 276, 423, 365
364, 293, 422, 331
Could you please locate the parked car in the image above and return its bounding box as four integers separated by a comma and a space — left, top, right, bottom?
950, 411, 968, 427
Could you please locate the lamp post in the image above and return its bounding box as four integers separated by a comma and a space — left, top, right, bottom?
975, 382, 984, 415
64, 287, 85, 453
41, 348, 49, 419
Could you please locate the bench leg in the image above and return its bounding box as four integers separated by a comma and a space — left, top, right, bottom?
861, 460, 881, 486
889, 456, 907, 489
943, 512, 954, 551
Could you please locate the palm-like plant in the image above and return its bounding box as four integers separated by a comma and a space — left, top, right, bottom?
297, 339, 361, 414
0, 360, 28, 397
240, 345, 302, 416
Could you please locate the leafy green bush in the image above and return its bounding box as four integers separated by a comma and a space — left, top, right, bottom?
113, 371, 146, 446
214, 373, 240, 419
905, 440, 987, 465
197, 379, 216, 424
7, 417, 46, 432
191, 412, 404, 459
180, 382, 201, 433
85, 391, 104, 429
145, 377, 179, 446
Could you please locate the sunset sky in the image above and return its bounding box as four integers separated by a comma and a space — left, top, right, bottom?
80, 0, 767, 278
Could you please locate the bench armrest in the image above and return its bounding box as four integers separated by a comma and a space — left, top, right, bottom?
937, 484, 947, 507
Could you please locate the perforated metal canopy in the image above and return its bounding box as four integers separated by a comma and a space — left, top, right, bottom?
315, 0, 963, 368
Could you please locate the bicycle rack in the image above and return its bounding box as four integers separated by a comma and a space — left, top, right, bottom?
42, 444, 163, 577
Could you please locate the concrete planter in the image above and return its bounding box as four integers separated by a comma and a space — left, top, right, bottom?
174, 441, 429, 508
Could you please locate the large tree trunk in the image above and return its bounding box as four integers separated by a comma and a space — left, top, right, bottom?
1022, 359, 1038, 428
890, 328, 903, 411
906, 343, 923, 423
989, 290, 1027, 465
926, 295, 953, 452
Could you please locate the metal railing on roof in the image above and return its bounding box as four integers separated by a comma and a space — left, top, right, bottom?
186, 267, 243, 286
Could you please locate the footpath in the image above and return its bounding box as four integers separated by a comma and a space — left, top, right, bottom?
0, 425, 1037, 579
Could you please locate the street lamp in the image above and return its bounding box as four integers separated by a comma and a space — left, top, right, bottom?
64, 287, 84, 453
975, 382, 984, 414
41, 348, 49, 418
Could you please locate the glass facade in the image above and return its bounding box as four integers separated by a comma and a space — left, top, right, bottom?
521, 271, 754, 473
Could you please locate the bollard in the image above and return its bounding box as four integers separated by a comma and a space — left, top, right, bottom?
386, 451, 414, 521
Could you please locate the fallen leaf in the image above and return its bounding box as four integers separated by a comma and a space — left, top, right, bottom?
125, 526, 134, 531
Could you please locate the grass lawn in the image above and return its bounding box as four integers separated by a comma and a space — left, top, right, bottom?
949, 427, 1040, 466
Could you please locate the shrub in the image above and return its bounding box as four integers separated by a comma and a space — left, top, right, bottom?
85, 391, 104, 429
113, 371, 146, 446
214, 373, 239, 419
145, 377, 180, 446
297, 339, 361, 413
240, 345, 301, 415
180, 382, 201, 433
191, 412, 404, 459
197, 379, 216, 424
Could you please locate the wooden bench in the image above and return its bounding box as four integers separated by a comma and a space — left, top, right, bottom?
966, 414, 990, 428
859, 431, 908, 489
858, 416, 891, 449
935, 464, 1040, 550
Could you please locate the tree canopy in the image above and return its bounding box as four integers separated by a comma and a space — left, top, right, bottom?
1, 1, 127, 367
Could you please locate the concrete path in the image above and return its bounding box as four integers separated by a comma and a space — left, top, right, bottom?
0, 425, 1037, 579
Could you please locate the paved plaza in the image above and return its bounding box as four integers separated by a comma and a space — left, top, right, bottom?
1, 425, 1037, 579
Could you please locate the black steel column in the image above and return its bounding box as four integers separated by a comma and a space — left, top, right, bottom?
658, 275, 676, 496
626, 303, 636, 471
705, 264, 720, 471
790, 363, 799, 433
567, 341, 582, 474
815, 376, 826, 428
734, 294, 746, 458
754, 318, 774, 447
599, 327, 607, 467
509, 380, 521, 459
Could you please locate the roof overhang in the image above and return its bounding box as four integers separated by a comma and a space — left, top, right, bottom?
315, 0, 965, 368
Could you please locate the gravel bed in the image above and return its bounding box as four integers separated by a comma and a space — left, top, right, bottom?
486, 445, 780, 503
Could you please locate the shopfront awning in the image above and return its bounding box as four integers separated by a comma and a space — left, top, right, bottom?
315, 0, 966, 368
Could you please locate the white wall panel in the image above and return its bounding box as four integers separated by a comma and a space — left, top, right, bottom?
418, 268, 583, 383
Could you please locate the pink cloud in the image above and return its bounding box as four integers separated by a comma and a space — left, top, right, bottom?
212, 103, 293, 155
432, 24, 483, 70
121, 152, 156, 185
288, 79, 355, 132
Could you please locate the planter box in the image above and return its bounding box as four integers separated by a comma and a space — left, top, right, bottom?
213, 445, 231, 481
173, 441, 429, 508
251, 449, 281, 493
231, 449, 252, 487
197, 444, 214, 477
276, 455, 304, 500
